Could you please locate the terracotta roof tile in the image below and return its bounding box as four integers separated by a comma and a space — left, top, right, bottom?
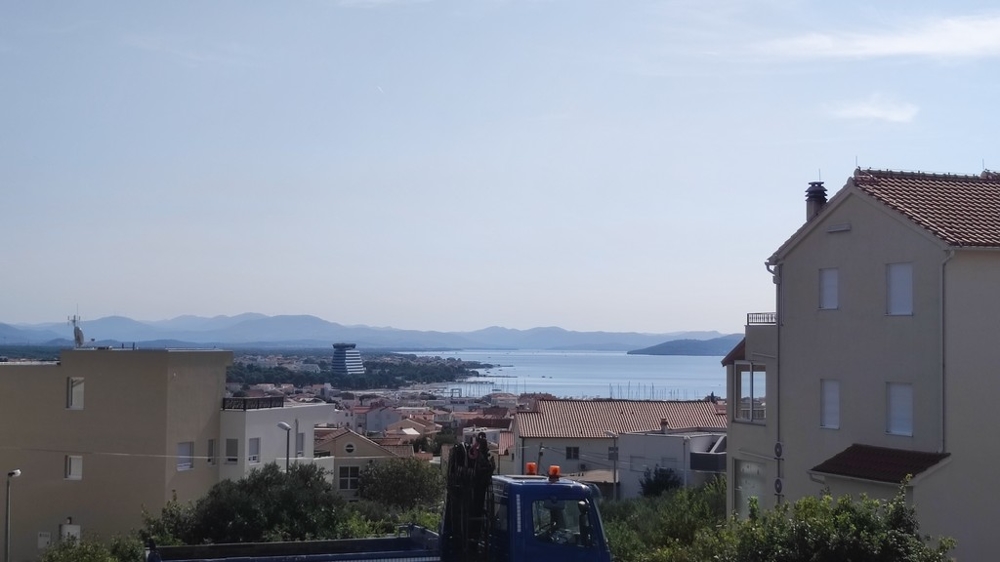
853, 169, 1000, 247
811, 444, 949, 484
515, 399, 727, 439
499, 430, 514, 455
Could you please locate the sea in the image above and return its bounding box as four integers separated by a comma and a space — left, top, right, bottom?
401, 350, 726, 400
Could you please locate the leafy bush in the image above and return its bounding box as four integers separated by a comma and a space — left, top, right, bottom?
358, 458, 444, 510
639, 465, 682, 497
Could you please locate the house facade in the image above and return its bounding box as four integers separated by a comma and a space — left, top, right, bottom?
513, 399, 727, 499
725, 169, 1000, 559
0, 348, 232, 562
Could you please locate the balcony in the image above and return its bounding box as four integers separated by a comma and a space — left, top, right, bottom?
222, 396, 285, 410
746, 312, 776, 325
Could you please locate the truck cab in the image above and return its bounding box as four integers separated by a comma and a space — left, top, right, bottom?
490, 473, 612, 562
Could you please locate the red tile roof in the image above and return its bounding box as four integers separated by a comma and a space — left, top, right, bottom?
811, 444, 949, 484
515, 399, 727, 438
499, 430, 514, 456
852, 169, 1000, 247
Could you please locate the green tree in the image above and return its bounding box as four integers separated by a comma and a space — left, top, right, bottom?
358, 458, 444, 510
639, 465, 682, 498
142, 463, 346, 544
39, 535, 142, 562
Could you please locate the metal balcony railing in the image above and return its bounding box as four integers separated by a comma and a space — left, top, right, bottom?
222, 396, 285, 411
746, 312, 777, 325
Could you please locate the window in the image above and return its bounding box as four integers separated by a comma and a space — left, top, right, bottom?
177, 442, 194, 471
66, 377, 84, 410
734, 460, 764, 520
248, 437, 261, 463
887, 382, 913, 436
65, 455, 83, 480
207, 439, 216, 465
819, 268, 839, 309
887, 262, 913, 315
296, 432, 305, 457
344, 443, 356, 454
820, 379, 840, 429
565, 446, 579, 460
531, 498, 591, 546
607, 446, 617, 461
225, 438, 238, 464
735, 363, 766, 422
339, 466, 360, 490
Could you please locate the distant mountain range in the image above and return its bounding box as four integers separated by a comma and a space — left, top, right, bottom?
0, 314, 738, 353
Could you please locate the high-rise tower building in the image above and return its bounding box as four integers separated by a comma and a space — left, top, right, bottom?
331, 343, 365, 376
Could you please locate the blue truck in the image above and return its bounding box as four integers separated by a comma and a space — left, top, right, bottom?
154, 439, 612, 562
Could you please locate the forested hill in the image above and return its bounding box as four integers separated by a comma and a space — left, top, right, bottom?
627, 334, 742, 356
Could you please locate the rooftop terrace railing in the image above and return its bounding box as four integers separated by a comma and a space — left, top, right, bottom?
746, 312, 777, 325
222, 396, 285, 411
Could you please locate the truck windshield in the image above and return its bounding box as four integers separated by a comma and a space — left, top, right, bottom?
531, 498, 593, 547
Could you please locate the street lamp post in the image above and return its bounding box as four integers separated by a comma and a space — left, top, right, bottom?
604, 431, 618, 501
5, 469, 21, 562
277, 422, 292, 471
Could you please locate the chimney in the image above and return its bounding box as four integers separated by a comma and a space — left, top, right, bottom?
806, 181, 827, 220
660, 418, 670, 434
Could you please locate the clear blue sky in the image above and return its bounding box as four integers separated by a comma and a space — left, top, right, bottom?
3, 1, 998, 333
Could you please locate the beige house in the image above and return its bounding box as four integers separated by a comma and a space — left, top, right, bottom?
513, 399, 727, 498
725, 169, 1000, 560
313, 428, 406, 501
0, 348, 232, 562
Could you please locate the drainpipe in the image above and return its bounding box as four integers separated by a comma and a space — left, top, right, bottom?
765, 260, 783, 496
940, 249, 955, 453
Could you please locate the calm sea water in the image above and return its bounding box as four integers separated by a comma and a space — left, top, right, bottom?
403, 350, 726, 400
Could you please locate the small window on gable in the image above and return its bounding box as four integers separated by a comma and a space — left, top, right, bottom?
887, 263, 913, 315
820, 379, 840, 429
819, 268, 839, 310
65, 455, 83, 480
67, 377, 84, 410
887, 382, 914, 436
345, 443, 356, 454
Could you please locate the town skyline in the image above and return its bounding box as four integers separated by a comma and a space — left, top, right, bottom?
4, 1, 1000, 334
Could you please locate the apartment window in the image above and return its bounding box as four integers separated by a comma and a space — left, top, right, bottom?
65, 455, 83, 480
207, 439, 216, 465
565, 446, 580, 460
66, 377, 84, 410
887, 263, 913, 315
735, 363, 766, 422
887, 382, 914, 436
296, 432, 305, 457
820, 379, 840, 429
177, 442, 194, 471
225, 438, 238, 464
248, 437, 261, 464
819, 268, 839, 309
734, 460, 764, 520
339, 466, 360, 490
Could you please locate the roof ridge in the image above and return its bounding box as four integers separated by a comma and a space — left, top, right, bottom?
855, 167, 999, 183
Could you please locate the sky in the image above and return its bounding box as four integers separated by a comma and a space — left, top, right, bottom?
3, 1, 1000, 334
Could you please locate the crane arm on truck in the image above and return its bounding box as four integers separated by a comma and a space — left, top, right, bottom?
440, 433, 495, 562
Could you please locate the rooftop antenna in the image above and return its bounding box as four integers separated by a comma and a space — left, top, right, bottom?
818, 168, 822, 181
69, 315, 84, 348
855, 155, 859, 168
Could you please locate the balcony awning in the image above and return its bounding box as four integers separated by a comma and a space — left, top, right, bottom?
811, 444, 949, 484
